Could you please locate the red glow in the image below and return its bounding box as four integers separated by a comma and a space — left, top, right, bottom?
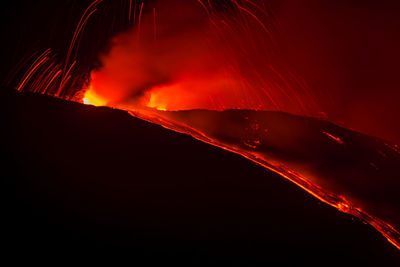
87, 0, 320, 115
81, 0, 400, 250
14, 0, 400, 252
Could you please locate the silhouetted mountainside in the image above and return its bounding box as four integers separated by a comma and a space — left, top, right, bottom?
162, 108, 400, 228
2, 89, 400, 265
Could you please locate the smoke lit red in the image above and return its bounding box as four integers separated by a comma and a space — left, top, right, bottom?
87, 0, 321, 115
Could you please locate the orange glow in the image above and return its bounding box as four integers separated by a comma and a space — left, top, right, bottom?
147, 90, 169, 111
148, 94, 167, 111
83, 87, 107, 106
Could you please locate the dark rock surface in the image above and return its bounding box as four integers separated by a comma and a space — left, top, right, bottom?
2, 89, 399, 265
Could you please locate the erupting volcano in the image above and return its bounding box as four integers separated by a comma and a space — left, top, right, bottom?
6, 0, 400, 260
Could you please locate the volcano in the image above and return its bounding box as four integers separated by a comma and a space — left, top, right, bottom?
3, 89, 400, 264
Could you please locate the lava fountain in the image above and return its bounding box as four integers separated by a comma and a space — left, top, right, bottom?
12, 0, 400, 251
87, 0, 321, 115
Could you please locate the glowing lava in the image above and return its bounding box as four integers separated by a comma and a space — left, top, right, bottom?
83, 87, 107, 106
147, 92, 167, 111
121, 106, 400, 251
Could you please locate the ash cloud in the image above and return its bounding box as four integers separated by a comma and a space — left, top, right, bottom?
88, 0, 317, 113
90, 0, 235, 108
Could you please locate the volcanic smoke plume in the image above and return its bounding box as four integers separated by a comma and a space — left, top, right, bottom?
87, 0, 320, 114
11, 0, 400, 254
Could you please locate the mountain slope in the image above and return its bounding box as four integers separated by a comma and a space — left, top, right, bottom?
2, 89, 400, 264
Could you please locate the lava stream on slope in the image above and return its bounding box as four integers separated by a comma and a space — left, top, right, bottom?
116, 106, 400, 249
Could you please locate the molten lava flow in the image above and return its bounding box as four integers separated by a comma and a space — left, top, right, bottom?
120, 107, 400, 251
83, 87, 107, 106
82, 86, 400, 251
